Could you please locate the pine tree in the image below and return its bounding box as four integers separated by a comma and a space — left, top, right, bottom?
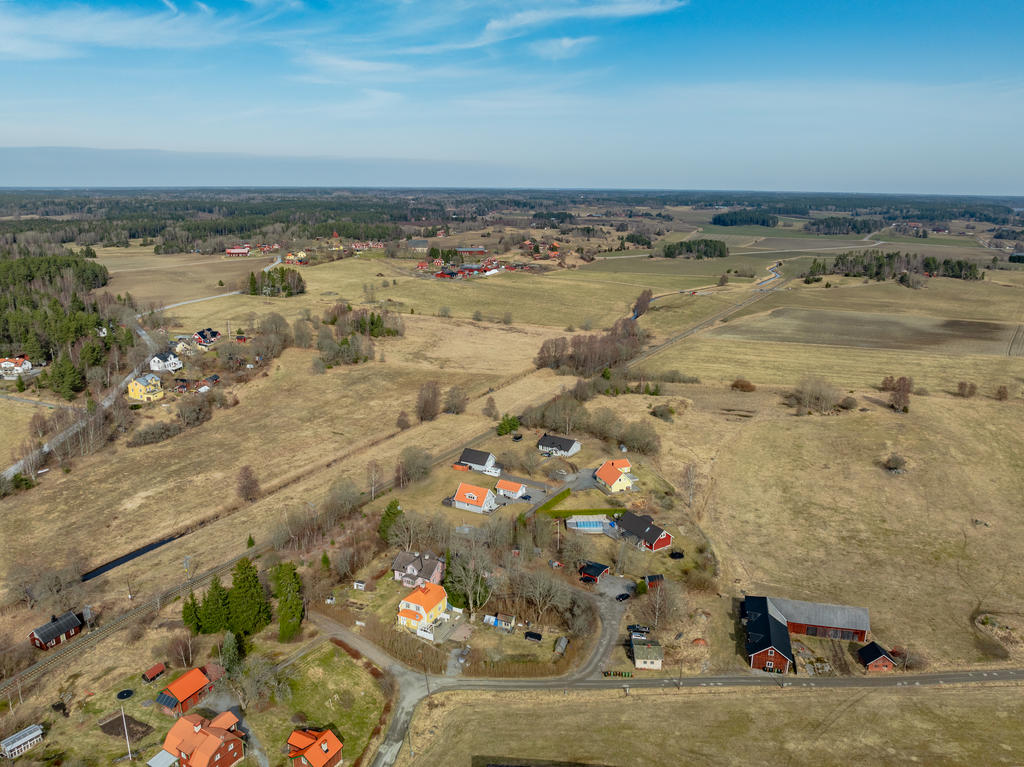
199, 576, 230, 634
221, 630, 242, 674
182, 591, 201, 635
272, 562, 304, 643
15, 375, 25, 392
248, 272, 259, 296
228, 557, 271, 637
378, 499, 402, 541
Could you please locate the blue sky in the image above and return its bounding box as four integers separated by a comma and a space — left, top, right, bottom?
1, 0, 1022, 191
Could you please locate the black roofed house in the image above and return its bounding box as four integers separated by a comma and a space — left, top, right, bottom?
391, 550, 444, 588
742, 596, 793, 673
455, 448, 500, 477
579, 561, 609, 583
29, 611, 82, 650
615, 512, 673, 552
537, 433, 581, 457
858, 641, 896, 672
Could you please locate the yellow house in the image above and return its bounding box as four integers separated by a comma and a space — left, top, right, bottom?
397, 583, 447, 631
594, 459, 634, 493
127, 373, 164, 402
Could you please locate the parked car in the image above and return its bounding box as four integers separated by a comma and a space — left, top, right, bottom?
627, 624, 651, 634
615, 593, 631, 602
458, 646, 471, 664
524, 631, 543, 642
522, 494, 532, 502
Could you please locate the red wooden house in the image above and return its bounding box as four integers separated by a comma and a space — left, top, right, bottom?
29, 611, 82, 650
153, 711, 244, 767
156, 667, 214, 716
858, 642, 896, 672
615, 512, 673, 552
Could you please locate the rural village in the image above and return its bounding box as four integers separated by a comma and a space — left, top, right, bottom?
1, 190, 1023, 767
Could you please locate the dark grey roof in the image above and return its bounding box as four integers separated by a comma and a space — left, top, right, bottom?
152, 352, 177, 362
537, 434, 578, 451
458, 448, 493, 467
391, 551, 439, 579
407, 239, 429, 248
155, 691, 180, 708
579, 561, 609, 578
858, 641, 894, 665
766, 596, 870, 633
616, 512, 668, 547
743, 596, 793, 663
31, 611, 81, 644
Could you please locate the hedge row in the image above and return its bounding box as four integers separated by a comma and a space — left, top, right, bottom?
535, 488, 571, 513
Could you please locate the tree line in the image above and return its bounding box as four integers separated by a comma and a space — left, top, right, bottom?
247, 266, 306, 297
534, 319, 648, 377
803, 217, 883, 235
662, 238, 728, 259
710, 210, 779, 227
806, 250, 983, 281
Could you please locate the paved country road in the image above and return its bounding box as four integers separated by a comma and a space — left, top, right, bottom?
308, 610, 1024, 767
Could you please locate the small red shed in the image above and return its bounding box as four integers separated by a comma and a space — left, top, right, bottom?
143, 662, 166, 683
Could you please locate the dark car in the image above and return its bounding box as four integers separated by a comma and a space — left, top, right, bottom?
627, 624, 651, 634
522, 494, 532, 502
524, 631, 543, 642
615, 593, 631, 602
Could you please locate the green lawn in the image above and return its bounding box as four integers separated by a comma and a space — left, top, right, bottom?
244, 643, 386, 767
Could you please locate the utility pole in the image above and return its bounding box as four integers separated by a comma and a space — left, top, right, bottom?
121, 706, 133, 760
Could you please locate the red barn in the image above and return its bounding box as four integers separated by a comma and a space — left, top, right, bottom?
29, 611, 82, 650
742, 597, 793, 673
225, 247, 250, 257
456, 246, 487, 257
767, 596, 870, 642
858, 642, 896, 672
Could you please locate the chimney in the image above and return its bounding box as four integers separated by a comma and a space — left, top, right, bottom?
320, 741, 329, 753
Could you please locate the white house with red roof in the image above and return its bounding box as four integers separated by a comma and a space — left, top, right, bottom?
0, 356, 32, 379
452, 482, 498, 513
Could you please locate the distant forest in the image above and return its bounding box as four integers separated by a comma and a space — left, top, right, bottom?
804, 217, 884, 235
710, 211, 779, 227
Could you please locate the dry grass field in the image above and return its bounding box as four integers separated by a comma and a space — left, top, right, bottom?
0, 317, 569, 615
0, 396, 56, 453
396, 684, 1024, 767
94, 242, 272, 308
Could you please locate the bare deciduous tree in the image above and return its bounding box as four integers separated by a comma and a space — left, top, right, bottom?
683, 463, 698, 508
416, 381, 441, 422
482, 396, 499, 420
167, 632, 195, 668
366, 460, 382, 500
237, 465, 260, 502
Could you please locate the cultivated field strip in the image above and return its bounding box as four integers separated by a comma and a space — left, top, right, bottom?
1008, 325, 1024, 357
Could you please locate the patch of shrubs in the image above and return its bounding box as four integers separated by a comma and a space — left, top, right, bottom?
884, 453, 906, 472
839, 396, 858, 410
127, 422, 184, 447
650, 404, 675, 422
731, 378, 756, 392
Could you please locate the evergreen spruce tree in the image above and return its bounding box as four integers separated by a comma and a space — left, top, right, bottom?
272, 562, 304, 642
182, 591, 201, 634
228, 557, 271, 637
248, 272, 259, 296
221, 630, 242, 674
199, 576, 230, 634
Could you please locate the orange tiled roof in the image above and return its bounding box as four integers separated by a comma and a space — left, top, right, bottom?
595, 459, 631, 487
495, 479, 525, 493
287, 729, 343, 767
454, 482, 489, 507
163, 667, 211, 703
401, 583, 446, 613
398, 608, 422, 622
162, 713, 242, 767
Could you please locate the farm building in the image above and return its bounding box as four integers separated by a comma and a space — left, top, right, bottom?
29, 610, 82, 650
143, 662, 167, 682
192, 328, 221, 347
455, 448, 500, 476
149, 711, 244, 767
642, 574, 664, 589
537, 433, 581, 457
287, 728, 343, 767
155, 667, 215, 716
554, 636, 569, 656
1, 725, 44, 759
391, 550, 444, 588
495, 478, 526, 499
742, 596, 794, 674
566, 515, 611, 534
614, 512, 673, 552
456, 246, 487, 257
579, 561, 610, 583
631, 638, 663, 670
150, 352, 183, 372
397, 583, 448, 634
224, 247, 250, 256
762, 596, 870, 641
128, 373, 165, 402
452, 482, 499, 513
484, 613, 516, 632
284, 251, 309, 265
594, 458, 635, 493
858, 642, 896, 672
407, 239, 429, 253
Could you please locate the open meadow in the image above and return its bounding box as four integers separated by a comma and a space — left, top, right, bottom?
396, 684, 1024, 767
94, 242, 272, 308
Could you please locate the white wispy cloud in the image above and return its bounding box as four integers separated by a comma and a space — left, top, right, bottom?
0, 4, 238, 59
528, 35, 597, 60
485, 0, 685, 35
194, 1, 211, 13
